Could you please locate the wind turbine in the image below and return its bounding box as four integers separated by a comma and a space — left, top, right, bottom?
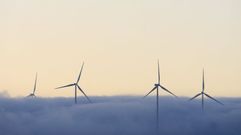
56, 62, 91, 104
143, 60, 177, 132
27, 73, 38, 97
189, 69, 223, 111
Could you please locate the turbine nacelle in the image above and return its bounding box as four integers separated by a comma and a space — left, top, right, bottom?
27, 93, 36, 98
29, 93, 35, 96
155, 84, 159, 87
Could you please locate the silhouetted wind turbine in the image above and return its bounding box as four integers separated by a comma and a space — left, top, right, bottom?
189, 69, 223, 111
56, 63, 91, 104
143, 60, 177, 132
27, 73, 38, 97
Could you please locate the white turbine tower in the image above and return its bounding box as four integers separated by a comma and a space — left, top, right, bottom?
143, 60, 177, 133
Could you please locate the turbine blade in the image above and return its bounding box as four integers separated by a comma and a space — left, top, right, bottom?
55, 84, 75, 89
158, 60, 160, 84
77, 85, 92, 103
189, 93, 202, 101
77, 62, 84, 83
143, 87, 157, 98
204, 93, 224, 105
159, 85, 177, 98
33, 73, 37, 94
202, 69, 205, 92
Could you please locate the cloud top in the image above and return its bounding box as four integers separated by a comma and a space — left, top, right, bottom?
0, 95, 240, 135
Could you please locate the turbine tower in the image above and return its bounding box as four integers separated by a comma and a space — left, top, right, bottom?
56, 62, 91, 104
27, 73, 38, 97
143, 60, 177, 133
189, 69, 223, 111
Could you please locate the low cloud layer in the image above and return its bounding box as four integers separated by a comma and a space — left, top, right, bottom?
0, 95, 240, 135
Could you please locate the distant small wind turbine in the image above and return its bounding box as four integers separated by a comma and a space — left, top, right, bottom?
27, 73, 38, 97
143, 60, 177, 132
56, 62, 91, 104
189, 69, 223, 110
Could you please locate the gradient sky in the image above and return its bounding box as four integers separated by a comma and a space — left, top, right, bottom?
0, 0, 241, 97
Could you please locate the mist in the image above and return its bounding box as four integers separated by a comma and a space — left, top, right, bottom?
0, 94, 240, 135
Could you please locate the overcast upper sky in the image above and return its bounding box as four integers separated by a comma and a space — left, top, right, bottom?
0, 0, 241, 97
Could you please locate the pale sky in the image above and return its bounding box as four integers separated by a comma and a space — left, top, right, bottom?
0, 0, 241, 97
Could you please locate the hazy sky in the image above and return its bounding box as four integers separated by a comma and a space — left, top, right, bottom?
0, 0, 241, 97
